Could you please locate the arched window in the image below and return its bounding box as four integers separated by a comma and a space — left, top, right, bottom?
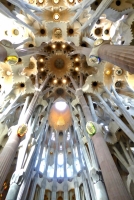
57, 153, 64, 177
39, 147, 46, 173
58, 153, 63, 165
47, 165, 54, 177
67, 164, 73, 177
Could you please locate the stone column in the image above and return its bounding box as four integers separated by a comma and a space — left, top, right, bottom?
17, 145, 39, 200
38, 178, 46, 200
71, 44, 134, 73
75, 138, 91, 200
85, 166, 96, 200
6, 117, 49, 200
38, 133, 52, 200
16, 118, 49, 200
28, 173, 38, 200
0, 76, 50, 190
69, 103, 107, 200
63, 184, 68, 200
23, 75, 50, 124
93, 131, 132, 200
89, 95, 131, 200
77, 105, 98, 170
69, 77, 131, 200
82, 172, 91, 200
74, 178, 81, 200
51, 184, 57, 200
0, 45, 7, 62
70, 134, 81, 200
98, 44, 134, 73
51, 132, 58, 200
0, 126, 20, 190
74, 116, 96, 200
20, 172, 32, 200
16, 105, 42, 170
63, 132, 68, 200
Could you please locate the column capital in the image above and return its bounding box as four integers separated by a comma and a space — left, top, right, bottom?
74, 181, 79, 187
63, 183, 68, 191
41, 178, 46, 188
52, 184, 57, 191
76, 88, 83, 96
10, 170, 24, 186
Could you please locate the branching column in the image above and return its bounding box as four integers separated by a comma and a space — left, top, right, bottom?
51, 132, 58, 200
38, 132, 52, 200
70, 135, 81, 200
0, 76, 50, 190
69, 76, 131, 200
75, 138, 91, 200
63, 131, 68, 200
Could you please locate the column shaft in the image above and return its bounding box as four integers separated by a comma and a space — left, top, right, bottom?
0, 129, 20, 190
92, 132, 131, 200
74, 180, 81, 200
64, 191, 68, 200
0, 77, 49, 190
21, 174, 32, 200
69, 76, 131, 200
79, 93, 131, 199
38, 188, 45, 200
82, 173, 91, 200
98, 44, 134, 73
28, 174, 38, 200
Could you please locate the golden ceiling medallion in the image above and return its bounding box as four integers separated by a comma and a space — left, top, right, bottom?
13, 29, 19, 36
5, 55, 18, 65
115, 68, 123, 76
29, 0, 35, 4
86, 121, 96, 136
40, 8, 74, 22
53, 0, 59, 4
67, 0, 75, 4
36, 0, 45, 7
94, 39, 104, 47
54, 28, 62, 39
47, 54, 72, 78
53, 13, 60, 21
17, 124, 28, 137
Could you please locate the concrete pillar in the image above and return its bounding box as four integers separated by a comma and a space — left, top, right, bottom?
98, 44, 134, 74
63, 184, 68, 200
0, 45, 7, 62
93, 131, 131, 200
69, 77, 131, 200
82, 172, 91, 200
16, 149, 37, 200
38, 178, 46, 200
20, 172, 32, 200
23, 75, 50, 124
74, 179, 81, 200
28, 173, 38, 200
51, 184, 57, 200
0, 77, 50, 190
0, 127, 20, 190
16, 126, 45, 200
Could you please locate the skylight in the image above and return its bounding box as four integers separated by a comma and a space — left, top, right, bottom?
55, 101, 67, 111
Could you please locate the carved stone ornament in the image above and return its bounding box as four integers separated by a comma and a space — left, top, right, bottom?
0, 39, 19, 65
86, 121, 96, 136
10, 170, 24, 186
17, 124, 28, 137
94, 39, 104, 47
